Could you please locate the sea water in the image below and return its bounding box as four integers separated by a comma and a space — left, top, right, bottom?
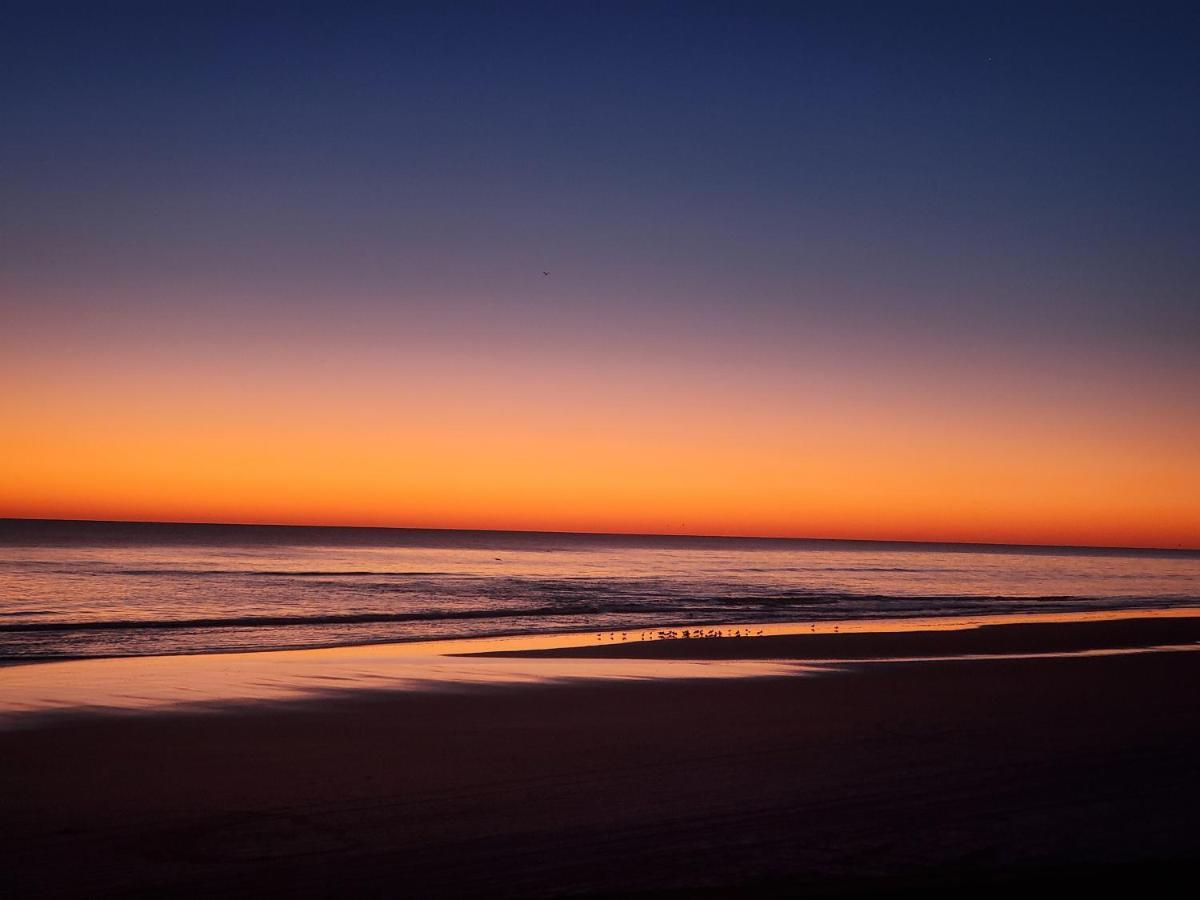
2, 519, 1197, 661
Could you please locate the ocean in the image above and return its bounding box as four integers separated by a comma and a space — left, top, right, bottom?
2, 518, 1198, 662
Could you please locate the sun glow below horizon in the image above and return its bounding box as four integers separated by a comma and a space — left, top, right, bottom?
4, 318, 1197, 550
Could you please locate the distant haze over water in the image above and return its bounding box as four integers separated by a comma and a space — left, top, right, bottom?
2, 519, 1198, 661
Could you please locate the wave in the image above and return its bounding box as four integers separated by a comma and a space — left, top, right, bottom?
0, 593, 1144, 634
35, 566, 959, 578
0, 604, 703, 633
68, 569, 456, 578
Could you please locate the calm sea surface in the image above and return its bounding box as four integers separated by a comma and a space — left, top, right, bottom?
2, 519, 1198, 661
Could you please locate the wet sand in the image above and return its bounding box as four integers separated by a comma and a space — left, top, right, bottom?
471, 614, 1200, 660
2, 616, 1198, 897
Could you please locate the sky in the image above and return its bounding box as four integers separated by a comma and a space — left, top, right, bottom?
2, 2, 1198, 548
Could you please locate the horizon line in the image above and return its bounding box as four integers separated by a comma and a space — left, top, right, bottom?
3, 516, 1197, 555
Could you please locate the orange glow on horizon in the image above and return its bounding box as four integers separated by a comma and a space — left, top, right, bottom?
3, 388, 1197, 549
4, 311, 1198, 551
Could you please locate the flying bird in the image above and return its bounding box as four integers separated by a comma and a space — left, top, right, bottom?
542, 271, 550, 276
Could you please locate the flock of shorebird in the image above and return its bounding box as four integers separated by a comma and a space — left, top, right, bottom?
597, 628, 767, 642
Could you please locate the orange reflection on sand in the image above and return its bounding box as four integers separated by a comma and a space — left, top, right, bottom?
0, 650, 809, 725
2, 608, 1197, 725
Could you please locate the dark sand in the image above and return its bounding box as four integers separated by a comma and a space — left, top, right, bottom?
3, 617, 1198, 898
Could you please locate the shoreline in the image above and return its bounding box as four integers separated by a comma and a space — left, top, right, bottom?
3, 604, 1197, 669
2, 609, 1198, 725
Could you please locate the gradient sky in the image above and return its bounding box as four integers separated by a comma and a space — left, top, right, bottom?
2, 2, 1198, 548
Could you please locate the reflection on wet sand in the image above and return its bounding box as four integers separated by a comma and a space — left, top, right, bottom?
2, 607, 1196, 724
0, 649, 812, 723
